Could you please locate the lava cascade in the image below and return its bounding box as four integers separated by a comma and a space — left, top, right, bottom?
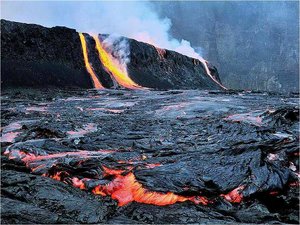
198, 57, 227, 90
79, 33, 104, 89
93, 35, 142, 90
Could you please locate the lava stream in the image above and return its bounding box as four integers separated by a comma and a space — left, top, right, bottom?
198, 58, 227, 90
93, 35, 142, 89
79, 33, 104, 89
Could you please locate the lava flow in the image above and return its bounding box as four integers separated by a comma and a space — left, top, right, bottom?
3, 149, 252, 207
4, 149, 208, 206
79, 33, 104, 89
93, 35, 142, 89
197, 57, 227, 90
91, 170, 208, 206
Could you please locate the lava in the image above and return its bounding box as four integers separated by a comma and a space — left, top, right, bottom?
67, 123, 98, 138
221, 186, 244, 203
155, 47, 166, 59
0, 132, 21, 143
93, 35, 141, 89
79, 33, 104, 89
198, 58, 227, 90
145, 163, 162, 169
225, 112, 263, 126
3, 149, 114, 166
26, 106, 48, 112
87, 108, 125, 114
3, 149, 255, 207
4, 149, 209, 206
1, 122, 22, 132
92, 172, 208, 206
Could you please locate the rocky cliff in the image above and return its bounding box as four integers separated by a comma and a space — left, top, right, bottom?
1, 20, 223, 90
155, 1, 299, 92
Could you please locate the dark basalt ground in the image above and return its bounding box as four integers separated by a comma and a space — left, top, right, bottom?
1, 88, 299, 224
1, 19, 222, 90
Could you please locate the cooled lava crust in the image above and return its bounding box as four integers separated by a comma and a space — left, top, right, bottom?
1, 88, 299, 224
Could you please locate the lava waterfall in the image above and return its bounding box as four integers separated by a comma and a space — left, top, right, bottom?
79, 33, 104, 89
1, 19, 224, 90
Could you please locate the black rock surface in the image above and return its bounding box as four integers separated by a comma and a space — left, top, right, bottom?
1, 88, 299, 224
1, 19, 223, 90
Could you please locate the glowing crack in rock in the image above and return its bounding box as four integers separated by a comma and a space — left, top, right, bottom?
93, 35, 142, 90
79, 33, 104, 89
220, 186, 245, 203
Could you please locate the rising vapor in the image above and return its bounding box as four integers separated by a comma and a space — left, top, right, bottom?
1, 1, 205, 60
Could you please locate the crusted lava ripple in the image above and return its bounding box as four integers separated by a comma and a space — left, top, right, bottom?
1, 88, 299, 224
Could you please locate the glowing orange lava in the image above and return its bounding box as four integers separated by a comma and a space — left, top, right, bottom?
221, 186, 244, 203
93, 35, 142, 89
92, 171, 208, 206
4, 149, 249, 207
79, 33, 104, 89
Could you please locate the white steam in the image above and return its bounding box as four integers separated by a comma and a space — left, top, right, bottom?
87, 1, 204, 60
1, 1, 204, 60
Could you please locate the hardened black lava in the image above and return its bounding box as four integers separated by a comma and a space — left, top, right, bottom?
1, 88, 299, 224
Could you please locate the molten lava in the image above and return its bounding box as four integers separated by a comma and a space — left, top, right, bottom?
93, 35, 141, 89
92, 172, 208, 206
221, 186, 244, 203
4, 149, 251, 207
79, 33, 104, 89
198, 58, 227, 90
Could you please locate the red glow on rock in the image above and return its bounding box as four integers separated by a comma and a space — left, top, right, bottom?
155, 47, 166, 59
225, 112, 262, 126
221, 186, 244, 203
145, 163, 162, 169
0, 132, 21, 143
4, 149, 116, 164
67, 123, 97, 138
102, 166, 127, 177
26, 106, 48, 112
289, 182, 299, 187
87, 108, 125, 114
50, 171, 66, 181
72, 177, 90, 189
31, 164, 46, 172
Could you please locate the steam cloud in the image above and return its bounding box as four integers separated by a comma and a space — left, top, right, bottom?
91, 1, 204, 60
1, 1, 204, 60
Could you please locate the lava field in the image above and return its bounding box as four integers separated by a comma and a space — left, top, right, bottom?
1, 88, 299, 224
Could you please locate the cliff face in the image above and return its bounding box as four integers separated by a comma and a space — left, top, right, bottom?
1, 20, 92, 88
155, 1, 299, 92
1, 20, 223, 90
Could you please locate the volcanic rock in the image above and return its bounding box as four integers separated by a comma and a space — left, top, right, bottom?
1, 88, 299, 224
1, 19, 223, 90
